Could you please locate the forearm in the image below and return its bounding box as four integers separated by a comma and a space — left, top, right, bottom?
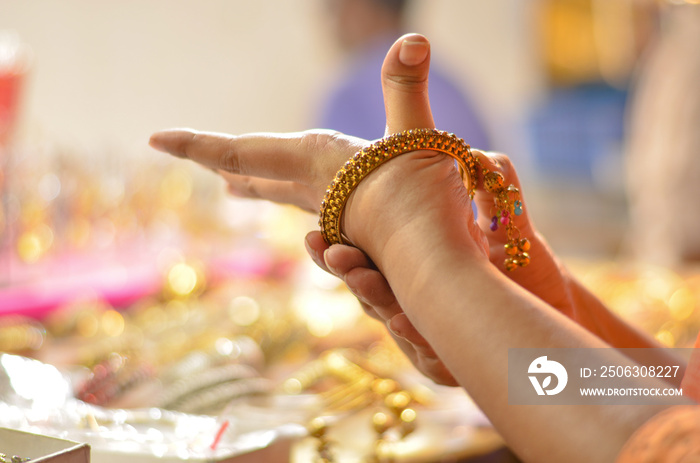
565, 273, 660, 348
378, 236, 678, 463
341, 153, 683, 461
563, 273, 685, 385
522, 234, 663, 349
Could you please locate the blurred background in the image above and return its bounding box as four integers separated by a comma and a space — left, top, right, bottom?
0, 0, 677, 259
1, 0, 700, 461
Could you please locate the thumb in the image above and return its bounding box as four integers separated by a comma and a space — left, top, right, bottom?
382, 33, 435, 135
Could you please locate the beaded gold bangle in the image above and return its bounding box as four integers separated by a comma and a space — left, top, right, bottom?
319, 128, 478, 243
318, 128, 531, 271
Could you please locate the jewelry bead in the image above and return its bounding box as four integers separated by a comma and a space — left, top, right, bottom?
514, 200, 523, 216
504, 243, 519, 256
400, 408, 417, 437
309, 417, 329, 438
371, 378, 398, 396
372, 411, 393, 434
483, 171, 505, 193
385, 391, 411, 413
518, 238, 531, 252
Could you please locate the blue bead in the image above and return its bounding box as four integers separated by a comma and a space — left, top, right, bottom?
514, 201, 523, 216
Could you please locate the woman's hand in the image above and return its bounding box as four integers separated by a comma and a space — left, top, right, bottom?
149, 33, 487, 262
151, 33, 655, 387
149, 128, 367, 214
304, 230, 460, 386
296, 34, 661, 381
148, 33, 586, 386
303, 147, 575, 385
150, 34, 491, 385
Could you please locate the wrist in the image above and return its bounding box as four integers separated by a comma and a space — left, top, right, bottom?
382, 220, 492, 300
320, 129, 479, 254
342, 150, 488, 272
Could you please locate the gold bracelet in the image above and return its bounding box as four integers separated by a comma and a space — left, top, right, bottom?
319, 128, 478, 243
318, 128, 531, 271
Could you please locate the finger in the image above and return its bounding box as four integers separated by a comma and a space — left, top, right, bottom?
417, 356, 460, 387
323, 244, 374, 276
358, 301, 384, 322
381, 330, 458, 386
150, 129, 328, 185
381, 33, 435, 135
305, 231, 330, 273
388, 313, 437, 357
344, 267, 402, 320
219, 170, 317, 213
392, 336, 459, 387
323, 245, 403, 322
472, 150, 534, 240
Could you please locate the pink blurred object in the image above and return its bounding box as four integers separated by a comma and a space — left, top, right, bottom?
0, 247, 163, 319
0, 31, 31, 146
0, 243, 283, 319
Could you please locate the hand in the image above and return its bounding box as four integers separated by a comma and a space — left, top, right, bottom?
151, 32, 486, 248
296, 30, 607, 384
304, 230, 460, 386
150, 128, 366, 214
303, 149, 575, 386
150, 34, 490, 385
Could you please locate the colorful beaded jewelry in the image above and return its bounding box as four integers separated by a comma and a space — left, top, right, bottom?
318, 128, 530, 271
482, 169, 531, 271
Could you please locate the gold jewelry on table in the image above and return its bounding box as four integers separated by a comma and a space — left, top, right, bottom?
318, 128, 530, 271
287, 349, 421, 463
0, 454, 30, 463
168, 377, 271, 415
159, 363, 258, 407
308, 417, 335, 463
159, 363, 271, 414
75, 353, 154, 406
0, 316, 46, 353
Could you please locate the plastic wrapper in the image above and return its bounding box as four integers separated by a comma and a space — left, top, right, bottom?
0, 353, 308, 462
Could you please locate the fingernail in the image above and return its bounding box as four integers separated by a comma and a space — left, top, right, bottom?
226, 183, 240, 196
387, 318, 404, 339
345, 283, 366, 303
323, 248, 340, 275
399, 40, 429, 66
149, 134, 165, 151
305, 236, 323, 267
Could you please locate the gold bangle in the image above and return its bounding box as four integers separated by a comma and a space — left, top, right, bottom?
318, 128, 530, 271
319, 128, 478, 245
